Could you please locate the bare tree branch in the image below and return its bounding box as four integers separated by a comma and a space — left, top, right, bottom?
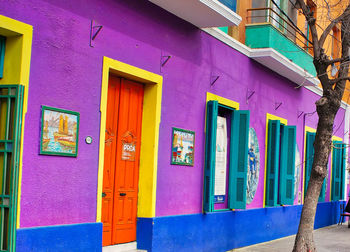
324, 57, 349, 66
319, 6, 350, 48
329, 76, 350, 85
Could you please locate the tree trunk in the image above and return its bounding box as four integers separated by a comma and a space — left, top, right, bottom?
293, 101, 336, 252
292, 2, 350, 251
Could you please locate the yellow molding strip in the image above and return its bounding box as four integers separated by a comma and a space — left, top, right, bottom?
96, 57, 162, 221
0, 15, 33, 228
263, 113, 287, 208
206, 92, 239, 110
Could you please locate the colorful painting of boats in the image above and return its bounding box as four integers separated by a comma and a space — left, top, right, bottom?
40, 106, 79, 156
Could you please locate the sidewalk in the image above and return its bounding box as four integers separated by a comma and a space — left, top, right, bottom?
233, 224, 350, 252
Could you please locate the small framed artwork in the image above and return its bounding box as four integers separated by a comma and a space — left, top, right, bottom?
171, 127, 195, 166
40, 106, 80, 157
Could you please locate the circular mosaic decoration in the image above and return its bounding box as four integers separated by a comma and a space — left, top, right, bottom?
294, 144, 301, 201
246, 128, 260, 204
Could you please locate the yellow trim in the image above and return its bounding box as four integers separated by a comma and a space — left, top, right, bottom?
206, 92, 240, 110
0, 15, 33, 228
302, 126, 316, 204
97, 57, 162, 221
329, 135, 343, 201
263, 113, 287, 208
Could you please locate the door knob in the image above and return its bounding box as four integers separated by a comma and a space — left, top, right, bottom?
102, 192, 106, 197
120, 193, 126, 196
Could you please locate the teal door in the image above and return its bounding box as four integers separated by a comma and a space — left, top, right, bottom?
0, 85, 24, 252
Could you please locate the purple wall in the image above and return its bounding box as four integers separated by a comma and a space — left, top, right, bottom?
1, 0, 346, 227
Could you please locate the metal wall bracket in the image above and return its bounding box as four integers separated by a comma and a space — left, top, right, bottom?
275, 102, 282, 110
297, 110, 304, 118
246, 89, 255, 104
90, 20, 103, 47
210, 76, 220, 86
161, 55, 171, 67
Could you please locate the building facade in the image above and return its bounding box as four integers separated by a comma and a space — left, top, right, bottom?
0, 0, 349, 251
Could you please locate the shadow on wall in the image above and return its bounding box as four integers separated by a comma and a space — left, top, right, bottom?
40, 0, 203, 65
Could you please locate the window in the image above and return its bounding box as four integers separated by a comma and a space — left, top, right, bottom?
203, 99, 250, 212
0, 36, 5, 79
265, 117, 296, 207
218, 0, 237, 12
331, 140, 346, 201
304, 131, 326, 202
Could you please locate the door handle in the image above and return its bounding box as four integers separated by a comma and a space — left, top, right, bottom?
120, 193, 126, 196
102, 192, 106, 197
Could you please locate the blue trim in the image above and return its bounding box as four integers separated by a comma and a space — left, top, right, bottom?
137, 201, 343, 252
16, 222, 102, 252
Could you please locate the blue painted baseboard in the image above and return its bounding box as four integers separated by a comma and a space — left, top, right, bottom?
137, 201, 344, 252
16, 222, 102, 252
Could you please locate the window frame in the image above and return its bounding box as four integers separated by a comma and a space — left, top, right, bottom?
203, 93, 250, 213
264, 113, 296, 207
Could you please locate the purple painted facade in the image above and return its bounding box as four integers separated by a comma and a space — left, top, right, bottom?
1, 0, 347, 250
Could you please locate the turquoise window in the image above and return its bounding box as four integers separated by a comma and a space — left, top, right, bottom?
265, 120, 296, 206
304, 132, 326, 202
331, 141, 346, 201
0, 36, 5, 79
218, 0, 237, 12
203, 100, 250, 212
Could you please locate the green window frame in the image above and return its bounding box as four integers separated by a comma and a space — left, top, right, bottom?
0, 36, 5, 79
0, 85, 24, 252
203, 100, 250, 212
304, 132, 326, 202
331, 141, 346, 201
265, 119, 296, 207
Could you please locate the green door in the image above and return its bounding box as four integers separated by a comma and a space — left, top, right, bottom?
0, 85, 24, 252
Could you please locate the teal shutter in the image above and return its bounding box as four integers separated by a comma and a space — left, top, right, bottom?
265, 120, 280, 207
0, 36, 5, 79
331, 141, 342, 201
304, 132, 315, 197
319, 178, 326, 202
279, 125, 296, 205
203, 100, 218, 212
340, 143, 346, 200
229, 110, 250, 209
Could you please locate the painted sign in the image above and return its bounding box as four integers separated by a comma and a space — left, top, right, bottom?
246, 128, 260, 204
214, 116, 227, 202
121, 131, 137, 161
171, 128, 195, 166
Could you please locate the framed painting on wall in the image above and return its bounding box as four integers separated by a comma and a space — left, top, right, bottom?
40, 106, 80, 157
171, 127, 195, 166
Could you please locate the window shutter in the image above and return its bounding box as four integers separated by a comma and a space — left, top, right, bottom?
331, 141, 342, 201
218, 0, 237, 12
229, 110, 250, 209
203, 100, 218, 212
340, 143, 346, 200
265, 120, 280, 207
279, 125, 296, 205
319, 178, 326, 202
304, 132, 315, 197
0, 36, 5, 79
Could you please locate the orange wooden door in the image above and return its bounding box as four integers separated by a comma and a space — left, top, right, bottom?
102, 76, 144, 246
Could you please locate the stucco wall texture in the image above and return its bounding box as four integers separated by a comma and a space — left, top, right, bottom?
0, 0, 346, 228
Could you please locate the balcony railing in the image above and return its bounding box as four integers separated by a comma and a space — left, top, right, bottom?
246, 7, 313, 52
